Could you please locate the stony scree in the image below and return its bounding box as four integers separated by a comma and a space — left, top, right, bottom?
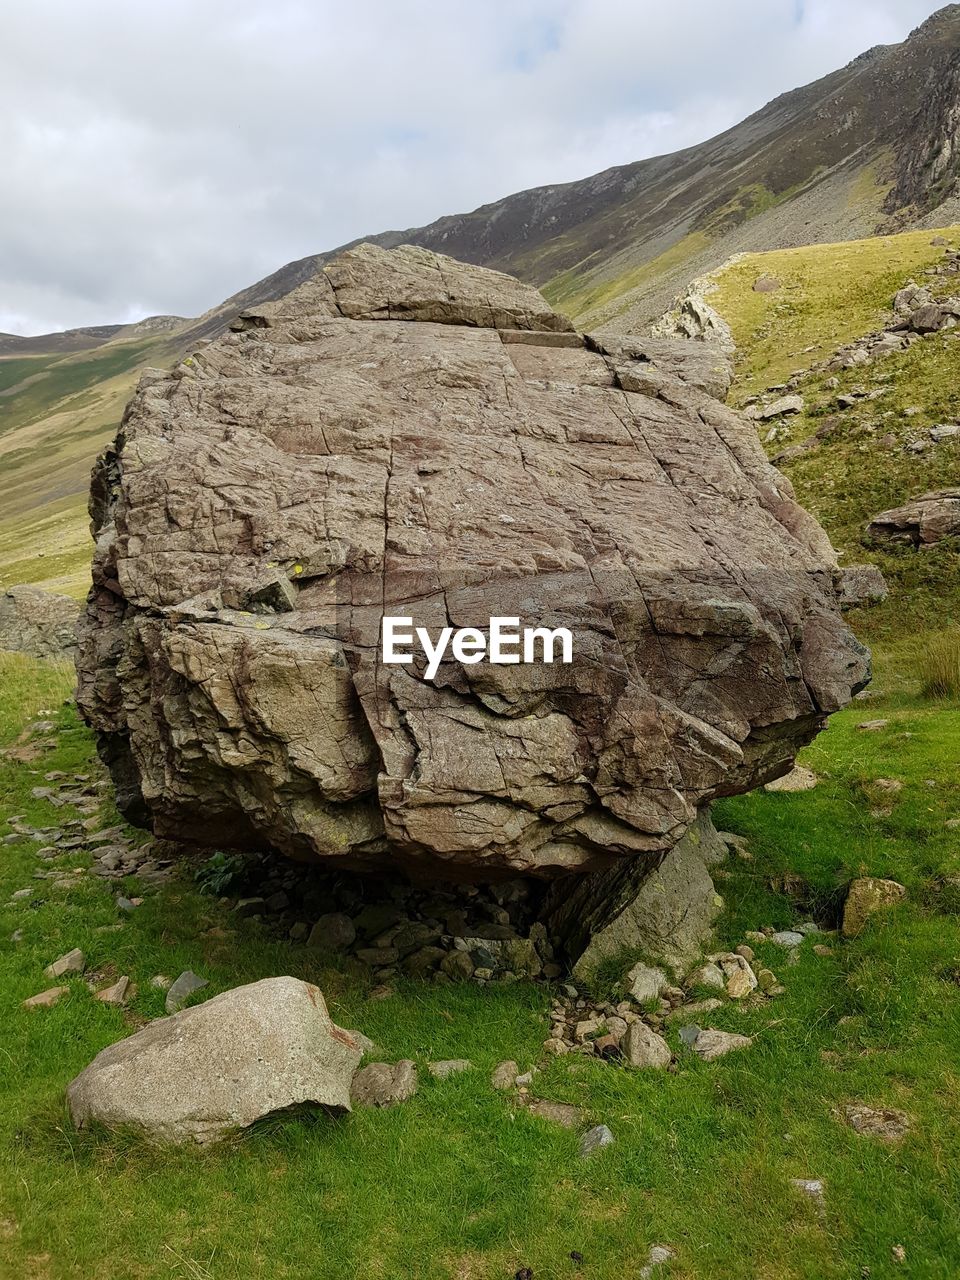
76, 242, 867, 965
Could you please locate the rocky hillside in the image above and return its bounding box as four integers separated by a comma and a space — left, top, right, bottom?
703, 223, 960, 645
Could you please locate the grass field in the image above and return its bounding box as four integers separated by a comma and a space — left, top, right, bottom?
2, 651, 960, 1280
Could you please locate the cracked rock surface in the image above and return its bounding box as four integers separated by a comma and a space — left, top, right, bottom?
77, 243, 868, 883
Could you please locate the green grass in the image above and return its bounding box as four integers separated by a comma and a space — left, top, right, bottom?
3, 655, 960, 1278
706, 225, 960, 641
712, 225, 960, 399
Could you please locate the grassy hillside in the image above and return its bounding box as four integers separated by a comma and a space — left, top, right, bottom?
0, 332, 178, 599
708, 225, 960, 644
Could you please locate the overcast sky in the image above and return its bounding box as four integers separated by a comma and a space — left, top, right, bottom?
1, 0, 948, 335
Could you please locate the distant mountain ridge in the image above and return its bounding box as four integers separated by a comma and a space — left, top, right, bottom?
2, 6, 960, 597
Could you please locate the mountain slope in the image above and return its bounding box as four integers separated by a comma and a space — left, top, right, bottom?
3, 7, 960, 598
343, 6, 960, 330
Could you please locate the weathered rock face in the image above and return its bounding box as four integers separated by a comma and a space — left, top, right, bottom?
77, 243, 868, 897
0, 585, 79, 659
67, 976, 361, 1144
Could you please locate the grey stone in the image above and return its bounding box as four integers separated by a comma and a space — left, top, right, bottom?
692, 1028, 753, 1061
23, 986, 68, 1009
491, 1060, 519, 1090
68, 976, 360, 1143
579, 1124, 615, 1157
570, 810, 726, 981
44, 948, 85, 979
640, 1245, 675, 1279
770, 931, 805, 948
686, 962, 725, 991
624, 963, 670, 1005
351, 1060, 418, 1107
762, 394, 803, 419
307, 912, 357, 952
165, 970, 208, 1013
622, 1021, 671, 1069
841, 1103, 911, 1142
0, 585, 79, 659
764, 766, 818, 793
427, 1059, 472, 1080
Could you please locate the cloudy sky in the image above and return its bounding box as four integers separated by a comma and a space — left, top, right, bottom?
1, 0, 948, 335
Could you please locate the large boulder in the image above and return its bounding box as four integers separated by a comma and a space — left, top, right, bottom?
866, 490, 960, 546
67, 976, 361, 1144
0, 585, 79, 659
76, 243, 867, 952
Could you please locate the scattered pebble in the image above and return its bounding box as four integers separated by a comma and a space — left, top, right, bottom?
579, 1124, 614, 1157
491, 1060, 519, 1090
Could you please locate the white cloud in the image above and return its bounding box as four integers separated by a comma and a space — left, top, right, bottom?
0, 0, 945, 333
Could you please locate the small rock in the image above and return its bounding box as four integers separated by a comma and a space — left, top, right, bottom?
44, 948, 85, 979
842, 878, 907, 937
667, 998, 722, 1023
23, 986, 68, 1009
857, 719, 889, 732
842, 1103, 911, 1141
686, 962, 725, 991
756, 968, 778, 992
678, 1024, 701, 1047
232, 897, 266, 918
491, 1060, 519, 1090
813, 944, 834, 957
726, 966, 756, 999
579, 1124, 614, 1157
351, 1060, 418, 1107
622, 1021, 671, 1069
96, 976, 130, 1006
792, 1178, 826, 1210
639, 1245, 675, 1279
764, 766, 818, 793
165, 970, 208, 1014
692, 1029, 753, 1061
543, 1037, 569, 1055
735, 944, 754, 962
439, 949, 475, 981
624, 962, 669, 1004
892, 1244, 906, 1264
150, 974, 172, 990
307, 912, 356, 951
427, 1059, 472, 1080
771, 931, 805, 948
524, 1099, 582, 1128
